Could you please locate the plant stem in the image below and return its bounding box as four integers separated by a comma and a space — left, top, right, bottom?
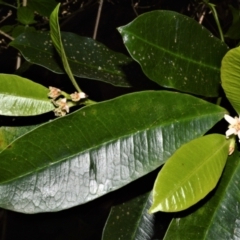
93, 0, 104, 40
0, 2, 17, 9
84, 99, 97, 106
22, 0, 27, 7
0, 30, 14, 40
203, 1, 224, 42
216, 97, 222, 106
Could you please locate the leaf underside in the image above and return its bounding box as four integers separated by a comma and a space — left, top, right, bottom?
0, 74, 54, 116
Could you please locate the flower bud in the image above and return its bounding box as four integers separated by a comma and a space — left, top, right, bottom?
70, 92, 88, 102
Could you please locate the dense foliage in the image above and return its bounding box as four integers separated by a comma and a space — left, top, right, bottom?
1, 0, 240, 239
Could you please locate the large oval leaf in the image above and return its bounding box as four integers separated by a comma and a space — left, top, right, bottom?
149, 134, 229, 213
118, 10, 228, 96
0, 74, 54, 116
10, 30, 133, 87
0, 91, 226, 213
102, 192, 154, 240
221, 46, 240, 114
164, 151, 240, 240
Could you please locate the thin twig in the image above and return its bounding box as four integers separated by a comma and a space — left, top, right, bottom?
0, 10, 12, 24
0, 30, 14, 41
198, 10, 206, 24
22, 0, 27, 7
203, 0, 224, 42
93, 0, 104, 40
60, 0, 97, 28
131, 0, 139, 16
0, 2, 17, 9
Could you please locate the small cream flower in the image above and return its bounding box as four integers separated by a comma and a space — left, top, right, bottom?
52, 98, 69, 116
48, 86, 62, 99
70, 91, 87, 102
224, 114, 240, 141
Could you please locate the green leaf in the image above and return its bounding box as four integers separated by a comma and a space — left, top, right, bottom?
102, 192, 154, 240
164, 151, 240, 240
17, 7, 36, 25
0, 91, 225, 213
10, 30, 132, 88
0, 74, 54, 116
0, 25, 14, 33
118, 10, 228, 97
12, 25, 35, 38
221, 46, 240, 114
0, 125, 38, 152
50, 3, 80, 92
28, 0, 57, 17
149, 134, 229, 213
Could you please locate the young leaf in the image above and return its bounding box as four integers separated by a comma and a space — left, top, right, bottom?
149, 134, 229, 213
102, 192, 154, 240
10, 30, 132, 88
17, 7, 36, 25
0, 91, 226, 213
50, 3, 80, 92
221, 46, 240, 114
164, 151, 240, 240
118, 10, 228, 97
0, 74, 54, 116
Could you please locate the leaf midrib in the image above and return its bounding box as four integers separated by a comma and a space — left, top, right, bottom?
159, 140, 227, 207
0, 112, 223, 185
122, 29, 219, 72
12, 43, 128, 78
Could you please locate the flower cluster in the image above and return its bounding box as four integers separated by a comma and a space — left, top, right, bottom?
53, 98, 69, 117
48, 86, 87, 117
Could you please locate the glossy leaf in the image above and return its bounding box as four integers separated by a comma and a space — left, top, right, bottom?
0, 91, 225, 213
149, 134, 229, 213
102, 192, 154, 240
50, 3, 80, 92
17, 7, 36, 25
164, 151, 240, 240
118, 10, 228, 96
221, 46, 240, 114
0, 125, 38, 152
10, 30, 132, 87
0, 74, 54, 116
28, 0, 57, 17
